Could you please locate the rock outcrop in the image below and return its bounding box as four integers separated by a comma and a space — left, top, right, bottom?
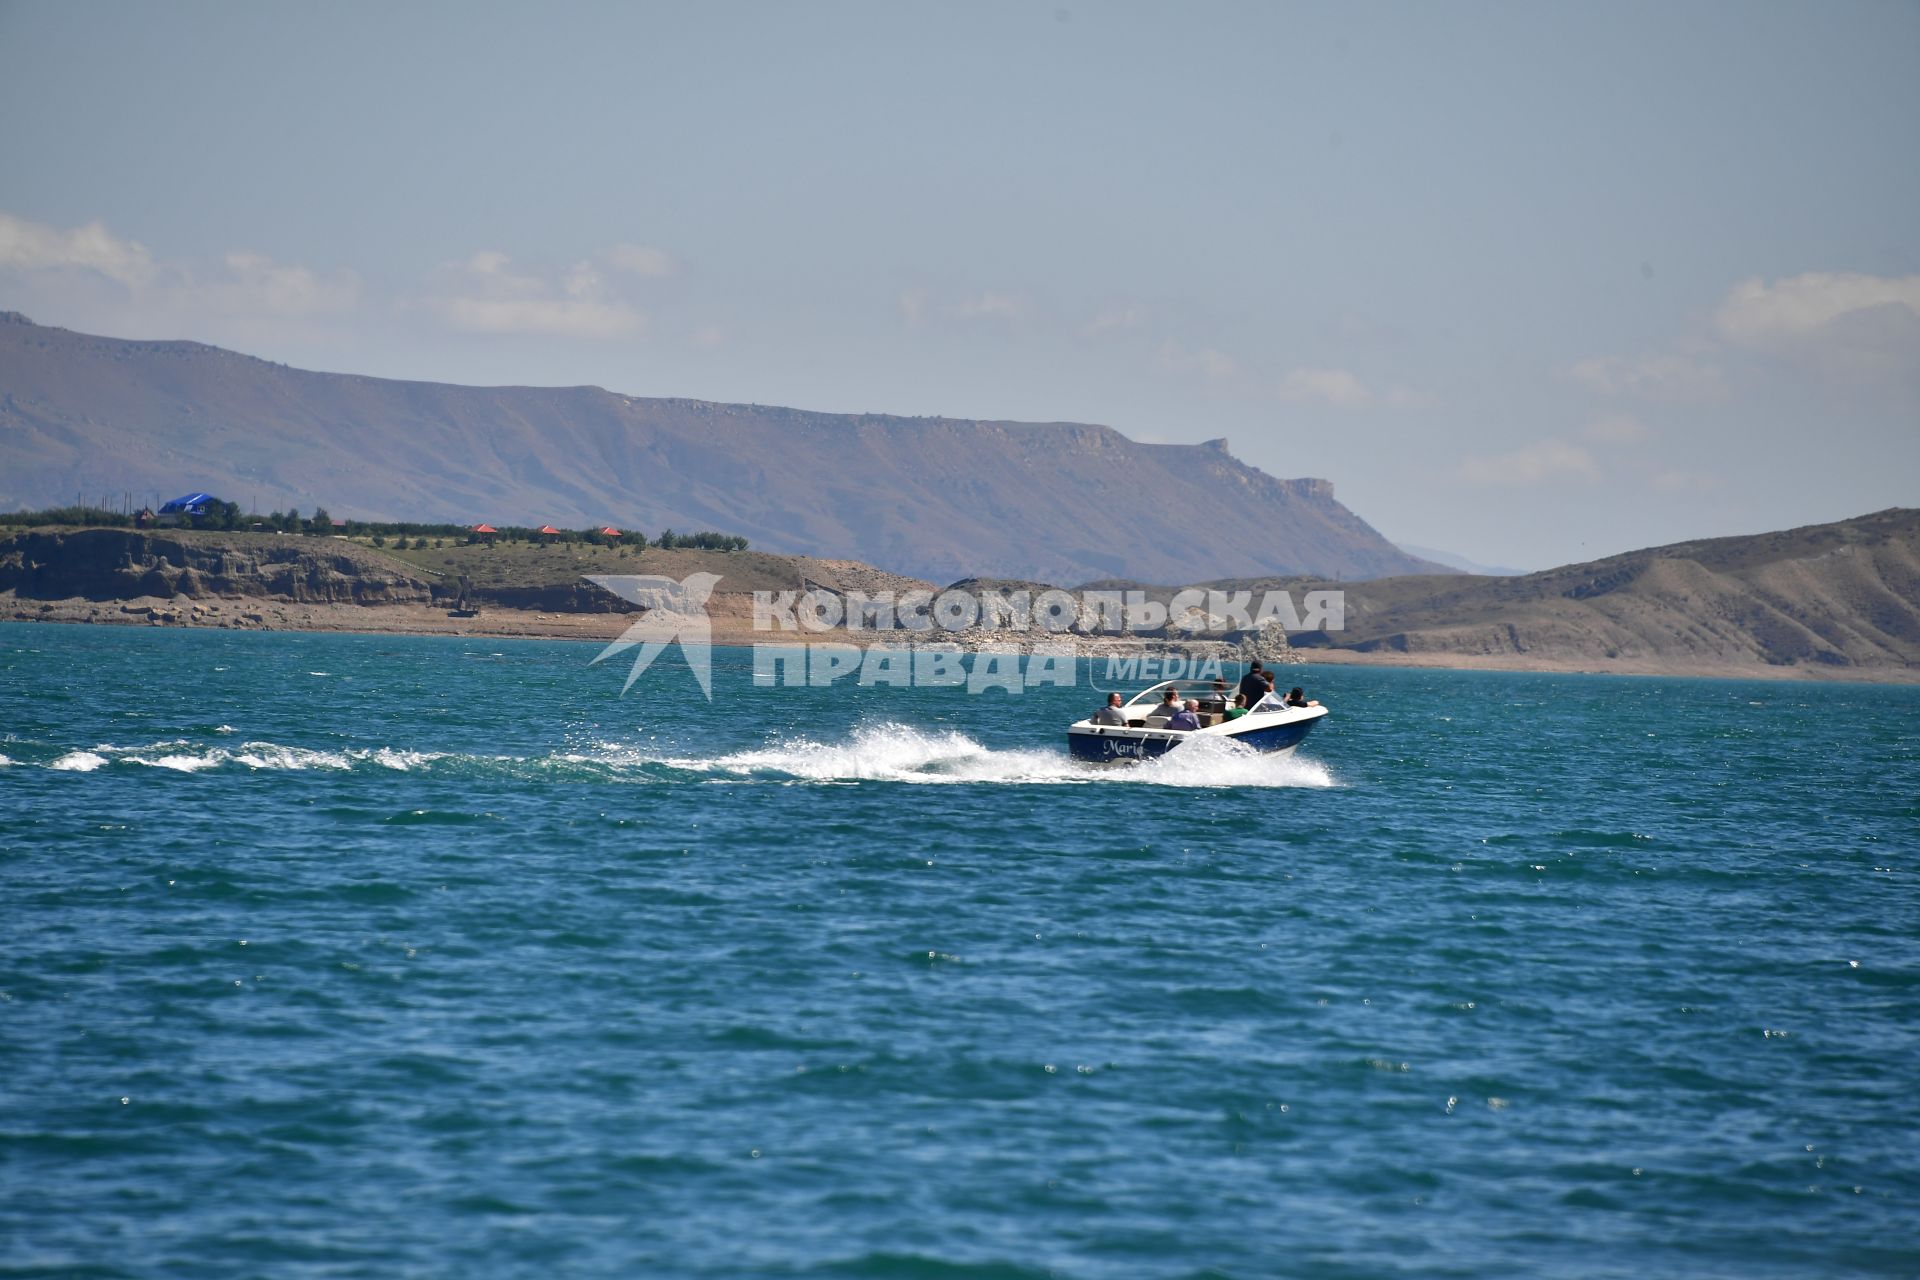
0, 529, 439, 605
1235, 622, 1306, 666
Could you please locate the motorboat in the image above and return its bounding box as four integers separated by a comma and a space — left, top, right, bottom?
1067, 679, 1327, 762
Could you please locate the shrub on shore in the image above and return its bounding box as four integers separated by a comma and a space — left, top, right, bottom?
1, 501, 750, 552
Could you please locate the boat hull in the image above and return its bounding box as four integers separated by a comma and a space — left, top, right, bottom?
1066, 714, 1319, 763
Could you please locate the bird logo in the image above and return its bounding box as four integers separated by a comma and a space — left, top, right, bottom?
584, 572, 723, 699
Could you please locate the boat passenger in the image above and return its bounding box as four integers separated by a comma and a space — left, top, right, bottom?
1236, 661, 1267, 706
1251, 678, 1289, 712
1285, 686, 1321, 708
1165, 700, 1202, 731
1144, 688, 1183, 723
1223, 693, 1249, 721
1092, 693, 1127, 726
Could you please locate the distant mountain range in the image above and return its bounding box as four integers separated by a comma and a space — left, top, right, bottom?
1395, 544, 1528, 576
0, 312, 1442, 584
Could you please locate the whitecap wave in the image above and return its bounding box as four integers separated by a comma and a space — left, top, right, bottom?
133, 752, 225, 773
47, 741, 356, 773
364, 747, 451, 771
231, 744, 355, 771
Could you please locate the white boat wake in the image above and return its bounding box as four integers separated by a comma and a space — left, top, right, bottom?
28, 724, 1337, 788
626, 722, 1339, 788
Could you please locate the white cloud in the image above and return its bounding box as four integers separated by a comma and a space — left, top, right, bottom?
1455, 439, 1599, 487
437, 295, 639, 338
1565, 271, 1918, 407
0, 212, 155, 288
897, 288, 1031, 329
1154, 339, 1237, 380
0, 211, 357, 322
1716, 271, 1920, 344
1569, 352, 1727, 402
427, 251, 642, 339
465, 249, 512, 277
1277, 365, 1373, 408
213, 251, 358, 316
1086, 302, 1148, 334
1715, 271, 1920, 386
562, 261, 608, 298
1382, 386, 1436, 410
1582, 413, 1650, 445
607, 244, 678, 277
953, 291, 1025, 320
1248, 365, 1432, 408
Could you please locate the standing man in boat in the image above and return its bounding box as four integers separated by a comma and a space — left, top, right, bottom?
1237, 660, 1268, 707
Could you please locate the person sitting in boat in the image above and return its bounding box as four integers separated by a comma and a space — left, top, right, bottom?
1165, 700, 1202, 731
1208, 678, 1231, 711
1092, 693, 1127, 726
1222, 693, 1249, 721
1143, 688, 1183, 724
1251, 678, 1290, 712
1285, 686, 1321, 708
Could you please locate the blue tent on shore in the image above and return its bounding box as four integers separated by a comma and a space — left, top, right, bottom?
157, 493, 215, 522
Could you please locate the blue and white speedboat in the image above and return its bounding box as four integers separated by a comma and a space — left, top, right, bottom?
1067, 679, 1328, 763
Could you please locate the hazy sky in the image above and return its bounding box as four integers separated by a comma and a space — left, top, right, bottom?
2, 0, 1915, 568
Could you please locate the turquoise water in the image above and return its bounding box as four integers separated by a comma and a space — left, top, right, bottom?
2, 621, 1917, 1278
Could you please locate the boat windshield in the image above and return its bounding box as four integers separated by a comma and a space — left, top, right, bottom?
1120, 679, 1236, 709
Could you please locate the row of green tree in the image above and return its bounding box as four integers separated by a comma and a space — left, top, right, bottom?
0, 501, 750, 551
0, 500, 331, 534
0, 504, 139, 529
372, 526, 748, 551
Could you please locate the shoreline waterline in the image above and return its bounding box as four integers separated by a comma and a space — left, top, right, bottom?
4, 603, 1915, 685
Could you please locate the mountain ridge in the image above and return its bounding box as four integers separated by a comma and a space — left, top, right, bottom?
1286, 507, 1920, 674
0, 311, 1441, 584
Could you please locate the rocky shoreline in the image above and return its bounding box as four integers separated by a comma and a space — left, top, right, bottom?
4, 521, 1916, 683
0, 527, 1307, 661
10, 591, 1914, 683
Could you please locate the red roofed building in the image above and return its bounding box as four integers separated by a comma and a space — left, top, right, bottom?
598, 526, 621, 537
471, 523, 497, 534
536, 524, 562, 537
